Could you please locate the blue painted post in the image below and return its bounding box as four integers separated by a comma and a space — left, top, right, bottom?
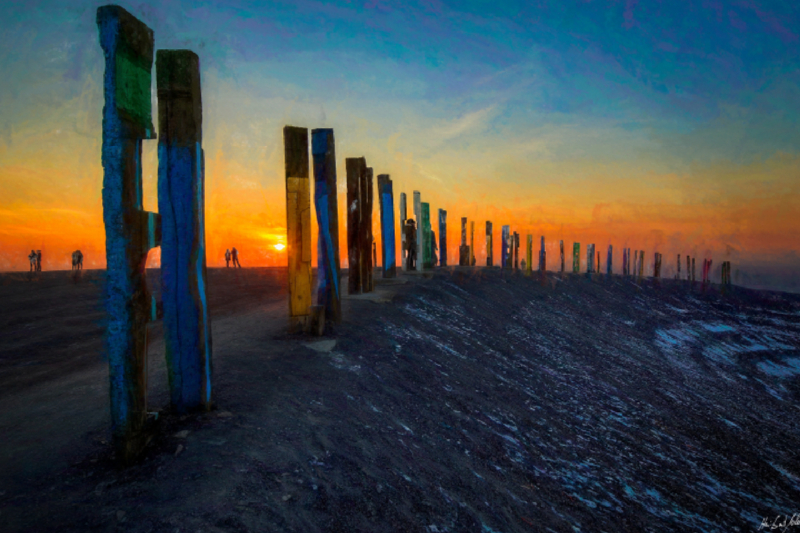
501, 225, 510, 269
157, 50, 212, 413
607, 245, 613, 275
377, 174, 396, 278
312, 129, 342, 322
438, 209, 447, 267
97, 5, 160, 461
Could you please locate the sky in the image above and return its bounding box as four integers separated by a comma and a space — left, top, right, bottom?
1, 0, 799, 290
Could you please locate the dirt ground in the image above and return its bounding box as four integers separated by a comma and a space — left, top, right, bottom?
1, 267, 800, 532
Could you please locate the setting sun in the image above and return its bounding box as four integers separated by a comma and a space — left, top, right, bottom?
274, 244, 285, 251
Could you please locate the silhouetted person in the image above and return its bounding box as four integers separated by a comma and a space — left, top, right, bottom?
404, 220, 417, 270
72, 250, 83, 270
28, 250, 37, 272
225, 248, 231, 268
36, 250, 42, 272
231, 247, 241, 268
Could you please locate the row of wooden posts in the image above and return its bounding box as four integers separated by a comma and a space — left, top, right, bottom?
282, 126, 734, 336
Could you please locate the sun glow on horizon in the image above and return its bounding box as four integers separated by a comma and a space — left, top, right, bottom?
274, 243, 285, 251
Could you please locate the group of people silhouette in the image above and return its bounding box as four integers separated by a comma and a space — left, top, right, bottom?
27, 250, 42, 272
224, 248, 241, 268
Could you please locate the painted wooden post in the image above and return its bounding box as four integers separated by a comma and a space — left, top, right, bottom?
596, 250, 600, 274
526, 235, 533, 275
422, 202, 432, 269
470, 221, 475, 266
431, 229, 437, 266
284, 126, 313, 331
606, 245, 613, 275
459, 217, 470, 266
486, 222, 493, 267
539, 236, 546, 273
639, 250, 645, 279
413, 191, 422, 272
157, 49, 212, 413
311, 129, 342, 322
97, 5, 160, 461
586, 244, 594, 273
377, 174, 396, 279
572, 243, 580, 273
361, 167, 374, 292
399, 192, 407, 271
438, 209, 447, 267
501, 226, 510, 269
622, 248, 627, 275
560, 240, 565, 273
346, 157, 363, 293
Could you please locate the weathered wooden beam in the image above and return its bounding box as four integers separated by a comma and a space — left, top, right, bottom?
413, 191, 422, 272
572, 243, 580, 274
399, 192, 407, 271
470, 221, 475, 266
539, 236, 546, 273
422, 202, 433, 269
438, 209, 447, 267
525, 235, 533, 275
501, 226, 510, 269
97, 5, 159, 462
486, 222, 493, 267
459, 217, 470, 266
377, 174, 396, 279
284, 126, 313, 331
157, 49, 212, 413
312, 129, 342, 321
606, 245, 613, 275
345, 157, 363, 293
360, 166, 374, 292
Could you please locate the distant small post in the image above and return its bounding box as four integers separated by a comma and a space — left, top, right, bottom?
377, 174, 396, 279
346, 158, 363, 293
361, 167, 374, 292
539, 236, 546, 273
607, 245, 613, 275
502, 226, 511, 269
421, 202, 432, 269
413, 191, 422, 272
470, 220, 475, 266
639, 250, 645, 279
514, 232, 520, 270
572, 243, 580, 273
400, 192, 407, 271
486, 222, 493, 267
438, 209, 447, 267
526, 235, 533, 275
460, 217, 470, 266
560, 240, 565, 273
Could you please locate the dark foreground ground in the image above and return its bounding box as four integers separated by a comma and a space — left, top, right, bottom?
1, 267, 800, 532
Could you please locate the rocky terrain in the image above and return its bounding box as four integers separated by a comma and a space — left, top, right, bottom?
1, 267, 799, 532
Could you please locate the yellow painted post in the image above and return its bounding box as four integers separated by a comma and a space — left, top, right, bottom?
284, 126, 312, 333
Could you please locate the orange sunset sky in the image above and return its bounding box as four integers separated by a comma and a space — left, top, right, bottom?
2, 1, 799, 291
